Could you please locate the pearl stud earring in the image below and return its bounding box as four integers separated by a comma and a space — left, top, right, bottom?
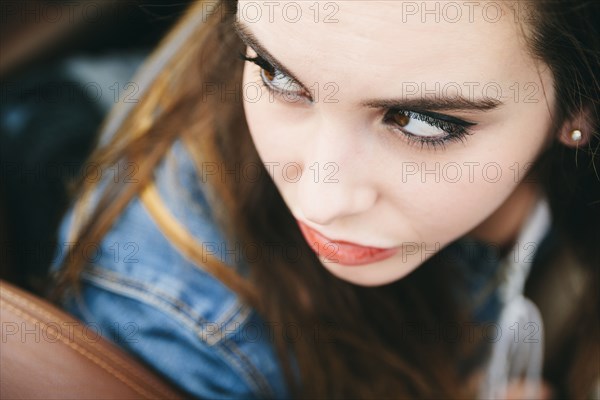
571, 129, 582, 142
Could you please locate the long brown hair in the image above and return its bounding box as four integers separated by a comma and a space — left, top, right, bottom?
53, 1, 599, 398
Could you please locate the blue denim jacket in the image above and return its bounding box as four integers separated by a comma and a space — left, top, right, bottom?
51, 140, 290, 399
51, 138, 550, 398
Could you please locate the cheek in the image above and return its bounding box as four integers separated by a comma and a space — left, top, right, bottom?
381, 141, 535, 245
385, 180, 514, 242
241, 65, 308, 184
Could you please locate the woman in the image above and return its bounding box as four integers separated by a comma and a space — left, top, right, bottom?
51, 0, 599, 398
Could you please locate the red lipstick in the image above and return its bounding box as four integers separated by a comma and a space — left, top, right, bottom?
296, 220, 399, 266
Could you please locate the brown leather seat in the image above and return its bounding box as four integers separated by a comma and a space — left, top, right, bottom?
0, 280, 186, 399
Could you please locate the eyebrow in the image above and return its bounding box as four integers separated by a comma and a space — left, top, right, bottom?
233, 20, 503, 113
361, 97, 502, 112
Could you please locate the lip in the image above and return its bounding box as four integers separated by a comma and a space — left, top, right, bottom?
296, 220, 400, 266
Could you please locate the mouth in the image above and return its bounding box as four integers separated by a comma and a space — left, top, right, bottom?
296, 220, 400, 266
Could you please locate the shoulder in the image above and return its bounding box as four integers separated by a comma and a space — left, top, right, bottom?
53, 139, 241, 321
52, 140, 289, 398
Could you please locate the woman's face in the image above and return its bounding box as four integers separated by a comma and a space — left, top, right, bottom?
238, 0, 555, 286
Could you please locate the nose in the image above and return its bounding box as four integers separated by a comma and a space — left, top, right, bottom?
295, 120, 378, 226
298, 180, 378, 226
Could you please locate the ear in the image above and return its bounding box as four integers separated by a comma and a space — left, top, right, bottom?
557, 105, 594, 147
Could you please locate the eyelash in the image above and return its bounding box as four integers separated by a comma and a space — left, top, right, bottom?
239, 51, 476, 150
383, 110, 475, 151
239, 52, 275, 78
239, 52, 310, 101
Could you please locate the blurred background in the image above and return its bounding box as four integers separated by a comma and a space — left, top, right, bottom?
0, 0, 194, 293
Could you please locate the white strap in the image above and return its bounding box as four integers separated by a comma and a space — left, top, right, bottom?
478, 295, 545, 399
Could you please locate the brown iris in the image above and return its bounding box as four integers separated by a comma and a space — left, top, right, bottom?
391, 112, 410, 127
262, 69, 275, 82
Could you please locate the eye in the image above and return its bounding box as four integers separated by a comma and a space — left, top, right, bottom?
383, 110, 475, 150
239, 52, 311, 102
259, 66, 305, 96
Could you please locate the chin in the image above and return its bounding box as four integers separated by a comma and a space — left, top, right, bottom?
318, 256, 418, 287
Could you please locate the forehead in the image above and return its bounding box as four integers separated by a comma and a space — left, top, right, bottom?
236, 0, 538, 90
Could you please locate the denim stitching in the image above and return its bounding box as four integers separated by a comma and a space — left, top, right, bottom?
215, 335, 275, 398
81, 266, 232, 344
79, 265, 275, 396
